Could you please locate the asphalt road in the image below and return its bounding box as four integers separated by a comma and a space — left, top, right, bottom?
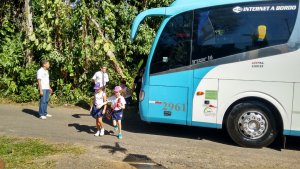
1, 103, 300, 169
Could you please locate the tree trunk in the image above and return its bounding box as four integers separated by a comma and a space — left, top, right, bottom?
89, 16, 126, 78
24, 0, 34, 64
106, 51, 125, 78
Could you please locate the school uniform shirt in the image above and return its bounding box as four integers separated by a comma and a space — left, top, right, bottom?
92, 71, 109, 87
95, 92, 106, 106
37, 67, 50, 90
108, 96, 126, 111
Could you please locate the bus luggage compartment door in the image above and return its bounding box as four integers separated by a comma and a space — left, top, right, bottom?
148, 86, 188, 125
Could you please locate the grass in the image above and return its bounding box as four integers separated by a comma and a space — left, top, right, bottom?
0, 136, 85, 169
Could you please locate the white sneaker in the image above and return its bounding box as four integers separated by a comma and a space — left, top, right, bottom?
100, 128, 105, 136
46, 114, 52, 117
40, 116, 47, 120
94, 130, 100, 136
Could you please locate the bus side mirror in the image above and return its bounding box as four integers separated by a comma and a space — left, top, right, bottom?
257, 25, 267, 42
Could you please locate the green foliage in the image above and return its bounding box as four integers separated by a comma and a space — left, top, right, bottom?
0, 136, 84, 169
0, 0, 174, 103
15, 85, 39, 103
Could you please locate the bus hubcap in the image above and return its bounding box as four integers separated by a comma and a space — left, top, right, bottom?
238, 111, 268, 139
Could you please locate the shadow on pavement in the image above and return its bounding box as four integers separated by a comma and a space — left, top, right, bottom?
99, 142, 166, 168
101, 106, 236, 147
285, 136, 300, 151
75, 100, 90, 111
123, 154, 166, 169
68, 123, 95, 134
107, 105, 300, 150
99, 142, 128, 154
22, 109, 39, 118
72, 114, 91, 118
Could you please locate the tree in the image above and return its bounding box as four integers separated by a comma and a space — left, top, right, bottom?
24, 0, 34, 64
0, 0, 174, 103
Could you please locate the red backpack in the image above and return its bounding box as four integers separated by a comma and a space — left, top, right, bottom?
105, 98, 121, 120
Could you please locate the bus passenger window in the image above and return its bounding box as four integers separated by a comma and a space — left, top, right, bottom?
150, 11, 193, 74
192, 1, 298, 65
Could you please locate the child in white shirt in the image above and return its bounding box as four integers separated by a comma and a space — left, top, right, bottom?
90, 83, 107, 136
107, 86, 126, 139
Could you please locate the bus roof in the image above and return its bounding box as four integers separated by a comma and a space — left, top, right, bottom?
131, 0, 272, 41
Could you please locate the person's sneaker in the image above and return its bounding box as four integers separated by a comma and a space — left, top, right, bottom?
114, 125, 118, 131
39, 116, 47, 120
94, 130, 100, 136
117, 133, 123, 139
100, 128, 105, 136
46, 114, 52, 117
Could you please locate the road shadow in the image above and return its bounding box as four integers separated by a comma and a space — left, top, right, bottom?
123, 154, 166, 169
285, 136, 300, 151
68, 123, 114, 136
101, 106, 236, 147
68, 123, 95, 134
22, 109, 39, 118
98, 143, 166, 168
108, 105, 300, 150
75, 100, 90, 111
72, 114, 91, 118
98, 142, 128, 154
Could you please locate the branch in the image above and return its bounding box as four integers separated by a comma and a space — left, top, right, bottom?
89, 15, 126, 78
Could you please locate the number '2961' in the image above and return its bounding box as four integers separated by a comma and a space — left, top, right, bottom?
163, 102, 186, 112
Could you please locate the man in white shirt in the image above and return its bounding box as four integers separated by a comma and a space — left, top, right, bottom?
92, 66, 109, 88
37, 60, 52, 119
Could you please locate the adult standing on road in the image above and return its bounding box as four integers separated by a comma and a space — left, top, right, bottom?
92, 66, 109, 89
37, 60, 52, 120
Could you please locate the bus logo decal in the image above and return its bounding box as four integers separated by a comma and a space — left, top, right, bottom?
149, 101, 162, 104
233, 6, 243, 13
233, 5, 297, 13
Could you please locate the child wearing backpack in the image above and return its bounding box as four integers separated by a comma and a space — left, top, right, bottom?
120, 79, 132, 105
107, 86, 126, 139
90, 83, 107, 136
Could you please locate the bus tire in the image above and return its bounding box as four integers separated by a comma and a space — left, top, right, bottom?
226, 101, 277, 148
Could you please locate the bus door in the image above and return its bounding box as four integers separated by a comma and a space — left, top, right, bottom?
291, 83, 300, 135
192, 75, 219, 127
191, 10, 220, 127
147, 11, 194, 125
148, 72, 192, 125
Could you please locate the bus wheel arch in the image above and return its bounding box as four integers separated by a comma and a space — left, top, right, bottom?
223, 97, 283, 148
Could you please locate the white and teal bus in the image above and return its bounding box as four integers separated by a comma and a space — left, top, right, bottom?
131, 0, 300, 147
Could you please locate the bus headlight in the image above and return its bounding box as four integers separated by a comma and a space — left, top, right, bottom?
139, 90, 145, 101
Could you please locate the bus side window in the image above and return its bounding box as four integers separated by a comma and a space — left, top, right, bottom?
192, 2, 298, 65
150, 11, 193, 74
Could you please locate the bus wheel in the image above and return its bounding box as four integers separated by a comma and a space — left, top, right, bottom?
226, 101, 277, 148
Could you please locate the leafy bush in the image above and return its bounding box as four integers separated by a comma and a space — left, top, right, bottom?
15, 85, 39, 103
0, 0, 174, 104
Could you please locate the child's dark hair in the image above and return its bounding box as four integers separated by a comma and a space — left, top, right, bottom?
121, 79, 126, 85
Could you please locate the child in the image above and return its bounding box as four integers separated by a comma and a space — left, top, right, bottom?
120, 79, 132, 105
90, 83, 107, 136
107, 86, 126, 139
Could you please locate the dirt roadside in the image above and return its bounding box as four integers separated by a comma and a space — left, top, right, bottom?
0, 103, 300, 169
